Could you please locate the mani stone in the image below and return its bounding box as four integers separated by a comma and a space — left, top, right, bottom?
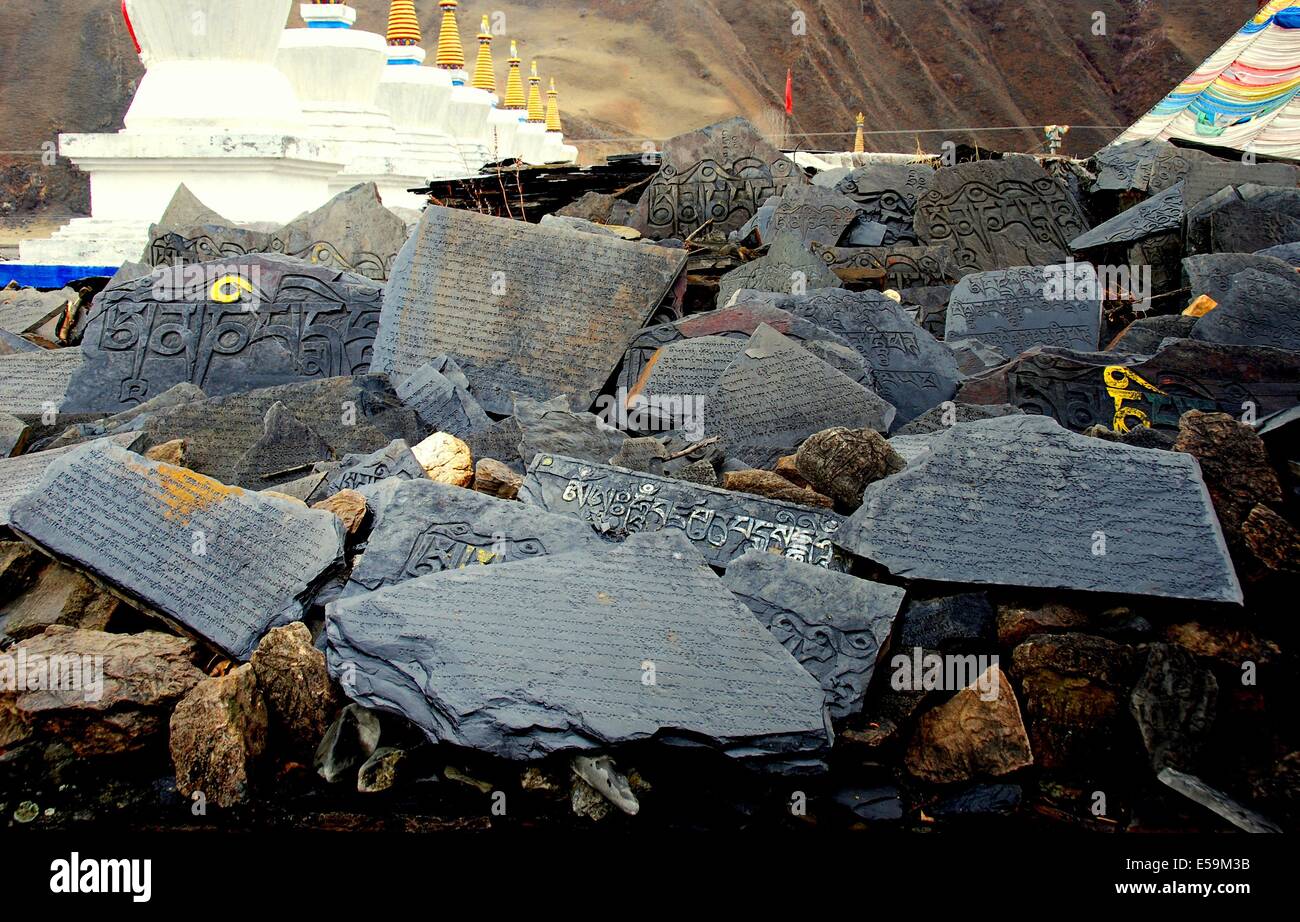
1108, 314, 1197, 353
794, 426, 905, 509
820, 162, 935, 245
1182, 253, 1297, 304
7, 441, 346, 661
393, 360, 490, 438
895, 403, 1024, 436
308, 439, 425, 503
1069, 181, 1184, 250
632, 116, 808, 240
838, 415, 1243, 603
721, 550, 904, 719
705, 325, 895, 468
777, 289, 962, 425
767, 185, 864, 247
630, 335, 743, 409
373, 206, 687, 416
1255, 241, 1300, 266
515, 395, 627, 467
136, 374, 421, 487
1181, 160, 1298, 207
62, 254, 384, 414
1, 411, 28, 458
0, 348, 85, 421
904, 665, 1033, 784
519, 453, 850, 571
716, 234, 842, 308
1192, 268, 1300, 351
946, 263, 1101, 356
325, 531, 832, 762
956, 340, 1300, 433
811, 244, 961, 289
231, 402, 336, 488
1091, 139, 1216, 194
0, 432, 144, 526
0, 287, 73, 335
914, 158, 1090, 272
466, 415, 525, 474
1186, 184, 1300, 255
0, 328, 41, 356
342, 477, 606, 598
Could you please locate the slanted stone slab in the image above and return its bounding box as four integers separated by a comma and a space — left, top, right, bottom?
915, 159, 1090, 272
1182, 253, 1297, 304
722, 550, 904, 719
0, 287, 73, 336
819, 162, 934, 245
811, 244, 961, 289
0, 329, 41, 356
1255, 241, 1300, 266
632, 117, 807, 239
1191, 268, 1300, 351
839, 416, 1242, 603
630, 335, 743, 411
767, 185, 864, 247
716, 234, 842, 308
706, 325, 895, 466
515, 396, 627, 466
63, 254, 384, 414
308, 439, 425, 503
1070, 182, 1184, 250
778, 289, 961, 425
1107, 314, 1197, 354
373, 206, 686, 416
1091, 139, 1212, 194
231, 402, 336, 488
343, 478, 606, 598
325, 532, 832, 761
0, 348, 84, 420
946, 263, 1101, 356
1186, 184, 1300, 254
1, 412, 29, 459
8, 441, 346, 660
0, 433, 144, 527
519, 453, 850, 570
958, 340, 1300, 433
1182, 160, 1298, 207
393, 360, 490, 438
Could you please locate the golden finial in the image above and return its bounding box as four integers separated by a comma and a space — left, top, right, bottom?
503, 41, 526, 110
434, 0, 465, 70
471, 15, 496, 93
526, 60, 546, 123
386, 0, 421, 47
546, 78, 563, 133
853, 113, 865, 153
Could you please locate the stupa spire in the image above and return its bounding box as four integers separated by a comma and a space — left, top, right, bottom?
386, 0, 422, 47
526, 60, 546, 123
503, 41, 526, 110
434, 0, 465, 70
472, 15, 496, 93
853, 113, 865, 153
546, 78, 563, 133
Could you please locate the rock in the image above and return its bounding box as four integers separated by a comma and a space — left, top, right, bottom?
0, 563, 123, 642
946, 262, 1102, 356
834, 786, 904, 822
0, 411, 30, 458
820, 161, 934, 245
0, 627, 205, 756
1157, 767, 1282, 833
0, 348, 85, 423
515, 395, 627, 467
898, 593, 997, 653
0, 433, 145, 527
357, 747, 407, 794
393, 359, 490, 438
249, 622, 340, 756
930, 783, 1022, 818
1069, 181, 1184, 250
143, 439, 187, 466
794, 426, 905, 509
1173, 410, 1283, 542
571, 776, 614, 821
721, 469, 834, 509
273, 182, 408, 281
412, 432, 474, 487
1130, 643, 1218, 772
520, 766, 563, 794
232, 401, 336, 488
716, 234, 843, 307
609, 437, 671, 475
473, 458, 523, 500
307, 438, 425, 501
1182, 161, 1299, 207
1162, 621, 1280, 668
314, 703, 381, 784
311, 490, 369, 536
572, 755, 639, 816
1186, 183, 1300, 255
1106, 314, 1197, 354
773, 454, 810, 487
0, 541, 45, 603
996, 599, 1093, 648
673, 459, 719, 487
767, 184, 865, 247
169, 664, 268, 808
1241, 504, 1300, 577
905, 665, 1033, 784
1191, 268, 1300, 352
894, 403, 1024, 436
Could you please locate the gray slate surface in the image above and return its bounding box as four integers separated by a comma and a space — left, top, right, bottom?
309, 439, 425, 502
0, 432, 144, 526
0, 287, 73, 335
946, 263, 1102, 356
1192, 268, 1300, 351
0, 348, 85, 420
1070, 182, 1184, 250
716, 234, 842, 307
394, 359, 490, 437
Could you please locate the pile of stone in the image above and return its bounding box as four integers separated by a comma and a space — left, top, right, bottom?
0, 122, 1296, 832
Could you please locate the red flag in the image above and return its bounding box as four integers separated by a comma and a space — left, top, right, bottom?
784, 69, 794, 116
122, 0, 141, 54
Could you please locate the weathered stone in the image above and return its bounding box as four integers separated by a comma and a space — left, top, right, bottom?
394, 359, 490, 438
571, 777, 614, 821
0, 287, 73, 336
794, 426, 905, 509
931, 783, 1022, 818
142, 438, 187, 466
996, 599, 1094, 648
811, 243, 961, 289
572, 754, 640, 815
0, 432, 145, 527
1241, 503, 1300, 577
915, 159, 1090, 272
897, 593, 996, 653
947, 263, 1101, 356
629, 335, 741, 415
1072, 182, 1185, 251
231, 401, 336, 489
722, 469, 834, 509
472, 458, 523, 500
411, 432, 474, 487
357, 747, 407, 793
767, 184, 864, 247
1130, 643, 1217, 772
312, 489, 369, 536
1163, 621, 1280, 668
1182, 161, 1298, 207
8, 442, 346, 661
314, 703, 381, 784
1186, 183, 1300, 255
465, 416, 525, 475
820, 162, 935, 245
1191, 268, 1300, 351
839, 416, 1242, 602
309, 438, 425, 502
0, 348, 85, 421
1255, 240, 1300, 266
905, 666, 1032, 784
0, 541, 45, 603
722, 550, 903, 718
342, 478, 606, 598
1183, 253, 1297, 305
45, 382, 207, 450
834, 786, 904, 822
325, 532, 831, 763
1173, 410, 1283, 545
893, 402, 1023, 436
0, 563, 122, 642
1157, 767, 1282, 834
0, 328, 41, 356
169, 664, 267, 808
0, 627, 204, 755
674, 459, 719, 487
945, 338, 1008, 375
1091, 139, 1214, 194
609, 437, 671, 475
1106, 314, 1197, 353
716, 234, 842, 307
373, 206, 686, 415
1, 411, 29, 458
249, 622, 340, 756
515, 396, 627, 467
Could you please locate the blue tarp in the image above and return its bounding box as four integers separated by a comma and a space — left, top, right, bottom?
1, 264, 117, 289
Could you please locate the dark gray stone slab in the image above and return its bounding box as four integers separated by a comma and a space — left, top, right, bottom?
716, 234, 842, 308
706, 325, 895, 466
896, 592, 996, 652
373, 206, 686, 416
810, 244, 961, 289
820, 162, 934, 245
310, 439, 425, 503
915, 159, 1090, 272
465, 415, 525, 473
1254, 241, 1300, 267
1182, 253, 1297, 304
1156, 767, 1283, 834
721, 550, 904, 719
1107, 314, 1197, 354
631, 335, 742, 410
894, 402, 1024, 436
838, 415, 1242, 603
9, 441, 345, 660
1182, 160, 1298, 207
342, 477, 606, 598
1192, 268, 1300, 351
1, 411, 29, 458
900, 284, 955, 338
136, 375, 421, 487
632, 117, 807, 239
516, 396, 627, 467
44, 382, 207, 450
393, 360, 490, 438
0, 287, 73, 336
0, 432, 144, 526
156, 183, 232, 228
1070, 182, 1184, 250
1091, 139, 1213, 194
325, 531, 832, 761
63, 253, 383, 414
0, 348, 85, 421
946, 263, 1102, 356
1186, 184, 1300, 255
945, 339, 1009, 375
231, 401, 335, 488
519, 453, 850, 571
767, 185, 864, 247
0, 329, 40, 356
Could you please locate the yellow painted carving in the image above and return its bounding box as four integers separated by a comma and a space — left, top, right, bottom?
210, 275, 255, 304
1103, 365, 1168, 433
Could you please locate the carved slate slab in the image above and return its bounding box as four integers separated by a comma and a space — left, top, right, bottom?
63, 254, 384, 414
810, 244, 961, 289
1091, 139, 1212, 194
373, 206, 686, 415
1186, 185, 1300, 255
946, 263, 1102, 356
1255, 241, 1300, 267
1182, 161, 1298, 207
716, 234, 842, 308
1182, 253, 1297, 304
231, 401, 336, 488
631, 335, 742, 408
915, 159, 1090, 272
632, 117, 807, 240
705, 325, 896, 466
0, 432, 144, 527
0, 287, 73, 336
1192, 268, 1300, 352
0, 329, 41, 356
514, 395, 627, 467
819, 162, 935, 245
393, 359, 490, 438
0, 411, 28, 459
1070, 182, 1184, 250
519, 453, 850, 571
9, 441, 346, 660
838, 415, 1242, 603
325, 531, 832, 761
342, 478, 606, 598
722, 550, 905, 719
310, 439, 425, 503
0, 348, 85, 420
767, 185, 864, 247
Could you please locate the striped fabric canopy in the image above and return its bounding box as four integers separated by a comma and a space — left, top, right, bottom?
1116, 0, 1300, 161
